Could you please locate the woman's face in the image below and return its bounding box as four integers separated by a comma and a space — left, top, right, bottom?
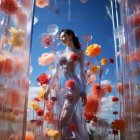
60, 31, 72, 46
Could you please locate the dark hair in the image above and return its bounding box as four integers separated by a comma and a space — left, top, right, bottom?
60, 29, 81, 49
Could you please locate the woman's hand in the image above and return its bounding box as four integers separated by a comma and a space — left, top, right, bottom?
81, 92, 87, 106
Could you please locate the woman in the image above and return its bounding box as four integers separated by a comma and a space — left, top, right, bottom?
45, 29, 88, 140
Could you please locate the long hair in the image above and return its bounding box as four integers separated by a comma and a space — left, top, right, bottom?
60, 29, 81, 49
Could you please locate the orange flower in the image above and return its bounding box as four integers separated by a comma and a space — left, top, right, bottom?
25, 131, 35, 140
89, 65, 100, 74
1, 0, 18, 15
100, 58, 108, 65
91, 83, 106, 97
44, 112, 53, 123
105, 84, 112, 93
111, 119, 125, 132
36, 0, 49, 8
85, 44, 101, 57
38, 53, 55, 66
45, 128, 60, 138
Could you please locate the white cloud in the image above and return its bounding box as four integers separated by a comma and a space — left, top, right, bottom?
101, 79, 111, 86
98, 95, 116, 122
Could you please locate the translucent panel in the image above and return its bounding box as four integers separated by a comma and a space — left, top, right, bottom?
0, 0, 35, 139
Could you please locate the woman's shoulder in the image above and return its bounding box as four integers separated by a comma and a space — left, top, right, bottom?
76, 49, 84, 56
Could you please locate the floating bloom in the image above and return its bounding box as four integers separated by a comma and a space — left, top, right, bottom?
0, 55, 13, 75
85, 44, 101, 57
112, 96, 119, 102
87, 74, 96, 85
38, 87, 46, 99
82, 34, 92, 42
38, 53, 55, 66
6, 89, 21, 107
105, 84, 112, 93
37, 73, 50, 86
111, 119, 125, 132
91, 83, 106, 97
45, 128, 60, 138
41, 34, 53, 47
44, 112, 53, 123
109, 58, 115, 64
36, 0, 49, 8
70, 53, 78, 61
65, 79, 76, 89
0, 0, 18, 15
36, 109, 44, 116
25, 131, 35, 140
9, 27, 25, 48
100, 58, 108, 65
89, 65, 100, 74
30, 101, 40, 111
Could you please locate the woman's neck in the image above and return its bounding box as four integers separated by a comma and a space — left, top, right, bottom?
67, 42, 75, 51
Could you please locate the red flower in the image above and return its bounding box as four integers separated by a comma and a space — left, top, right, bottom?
70, 53, 78, 61
85, 113, 93, 122
65, 79, 76, 89
1, 0, 18, 15
41, 34, 53, 48
91, 83, 106, 97
37, 73, 50, 86
36, 109, 44, 116
33, 97, 41, 102
69, 123, 77, 131
112, 96, 119, 102
109, 58, 114, 64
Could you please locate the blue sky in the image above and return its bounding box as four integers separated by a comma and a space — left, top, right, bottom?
30, 0, 116, 87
